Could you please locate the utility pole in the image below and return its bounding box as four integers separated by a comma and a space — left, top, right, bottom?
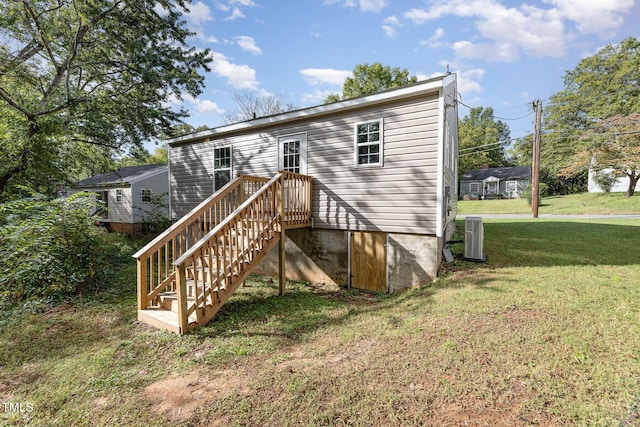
531, 100, 542, 218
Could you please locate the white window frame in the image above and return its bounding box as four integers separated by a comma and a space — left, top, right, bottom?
469, 182, 480, 193
213, 145, 233, 191
506, 181, 517, 192
115, 188, 123, 203
354, 118, 384, 167
141, 188, 152, 203
278, 133, 307, 174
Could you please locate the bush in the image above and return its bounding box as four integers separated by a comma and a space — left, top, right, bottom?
524, 183, 549, 206
0, 191, 119, 307
594, 170, 616, 192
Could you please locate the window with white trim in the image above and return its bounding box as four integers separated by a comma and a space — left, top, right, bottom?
115, 189, 123, 203
469, 182, 480, 193
141, 188, 152, 203
214, 146, 232, 191
506, 181, 517, 192
355, 119, 383, 166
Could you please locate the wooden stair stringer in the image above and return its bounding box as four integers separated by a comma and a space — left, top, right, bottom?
183, 231, 281, 333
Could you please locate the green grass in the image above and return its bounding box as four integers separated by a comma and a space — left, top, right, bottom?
458, 192, 640, 215
1, 220, 640, 426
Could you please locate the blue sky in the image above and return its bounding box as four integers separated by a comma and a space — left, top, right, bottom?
165, 0, 640, 142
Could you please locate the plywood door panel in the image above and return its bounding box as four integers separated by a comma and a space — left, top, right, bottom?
351, 231, 386, 293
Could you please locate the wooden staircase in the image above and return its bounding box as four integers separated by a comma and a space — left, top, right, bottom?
133, 172, 312, 334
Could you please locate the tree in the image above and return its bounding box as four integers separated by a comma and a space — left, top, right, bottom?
563, 113, 640, 197
0, 0, 211, 197
458, 106, 511, 176
544, 37, 640, 191
223, 92, 295, 124
324, 63, 417, 103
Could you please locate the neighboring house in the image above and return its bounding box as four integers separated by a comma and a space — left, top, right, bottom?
72, 164, 169, 234
460, 166, 531, 199
164, 75, 459, 294
588, 167, 640, 193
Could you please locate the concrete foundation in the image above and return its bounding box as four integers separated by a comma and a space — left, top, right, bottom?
387, 233, 440, 293
256, 228, 442, 293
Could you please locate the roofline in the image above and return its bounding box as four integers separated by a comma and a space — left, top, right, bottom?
167, 74, 454, 146
72, 165, 168, 188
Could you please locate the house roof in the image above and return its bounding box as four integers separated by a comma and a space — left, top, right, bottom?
166, 73, 456, 146
73, 164, 167, 188
461, 166, 531, 181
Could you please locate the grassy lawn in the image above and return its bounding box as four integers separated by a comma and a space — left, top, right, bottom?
458, 192, 640, 215
1, 219, 640, 426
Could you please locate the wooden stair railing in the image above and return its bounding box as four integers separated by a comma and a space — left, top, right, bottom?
134, 171, 312, 334
133, 175, 269, 317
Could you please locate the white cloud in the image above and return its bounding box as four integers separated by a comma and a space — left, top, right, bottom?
419, 27, 445, 48
184, 1, 213, 26
235, 36, 262, 55
181, 94, 226, 115
209, 51, 260, 90
547, 0, 634, 35
300, 68, 351, 87
324, 0, 388, 13
401, 0, 635, 62
360, 0, 389, 13
382, 15, 400, 38
224, 7, 245, 21
301, 89, 339, 105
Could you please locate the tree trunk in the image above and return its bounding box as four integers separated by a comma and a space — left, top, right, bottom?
0, 123, 37, 198
626, 171, 639, 197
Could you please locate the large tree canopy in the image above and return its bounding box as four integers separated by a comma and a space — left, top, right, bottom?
458, 106, 511, 176
0, 0, 211, 197
544, 37, 640, 192
324, 63, 417, 103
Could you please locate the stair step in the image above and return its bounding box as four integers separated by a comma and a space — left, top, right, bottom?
138, 308, 182, 334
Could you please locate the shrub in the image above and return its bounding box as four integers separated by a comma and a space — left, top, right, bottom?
524, 183, 549, 206
0, 191, 119, 307
594, 170, 616, 192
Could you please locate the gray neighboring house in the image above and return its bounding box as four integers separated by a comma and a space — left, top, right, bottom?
166, 75, 459, 293
460, 165, 531, 199
72, 164, 169, 234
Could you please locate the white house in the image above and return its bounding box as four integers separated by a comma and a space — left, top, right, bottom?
73, 164, 169, 234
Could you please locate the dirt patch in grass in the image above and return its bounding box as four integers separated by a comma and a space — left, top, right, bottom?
143, 369, 252, 422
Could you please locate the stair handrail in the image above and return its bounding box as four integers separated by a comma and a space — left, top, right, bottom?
133, 175, 263, 259
134, 174, 269, 311
173, 172, 283, 268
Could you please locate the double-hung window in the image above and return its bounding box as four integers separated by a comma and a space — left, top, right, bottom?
214, 146, 232, 191
141, 188, 152, 203
115, 189, 123, 203
355, 119, 383, 167
469, 182, 480, 194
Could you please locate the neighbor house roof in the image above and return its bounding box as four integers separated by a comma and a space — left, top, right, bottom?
461, 166, 531, 181
73, 164, 167, 188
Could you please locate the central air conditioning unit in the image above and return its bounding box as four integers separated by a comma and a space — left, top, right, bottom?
464, 216, 486, 262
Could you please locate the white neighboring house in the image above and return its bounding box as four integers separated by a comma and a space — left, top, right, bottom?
72, 164, 169, 234
588, 167, 640, 194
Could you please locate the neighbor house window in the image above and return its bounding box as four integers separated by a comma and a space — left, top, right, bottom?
214, 146, 232, 191
141, 188, 152, 203
115, 189, 123, 203
506, 181, 517, 192
469, 182, 480, 193
355, 119, 383, 166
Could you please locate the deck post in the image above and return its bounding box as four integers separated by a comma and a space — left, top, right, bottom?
176, 264, 189, 334
137, 257, 148, 310
277, 174, 286, 295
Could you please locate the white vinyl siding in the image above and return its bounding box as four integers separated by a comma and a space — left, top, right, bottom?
170, 93, 443, 234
